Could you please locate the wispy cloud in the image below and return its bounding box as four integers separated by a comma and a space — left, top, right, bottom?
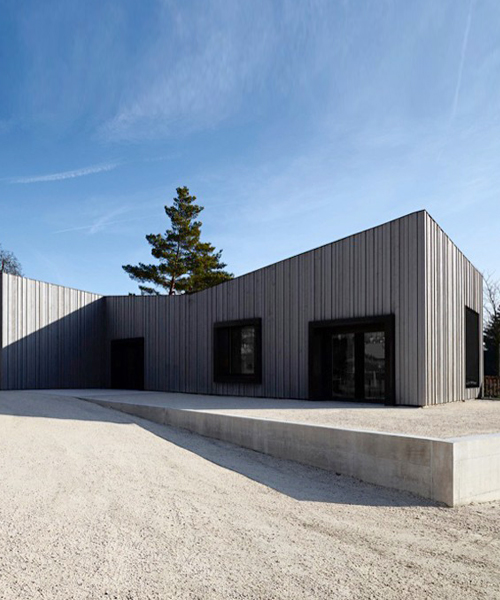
53, 214, 154, 235
451, 0, 475, 121
9, 161, 119, 184
102, 0, 334, 140
50, 190, 166, 236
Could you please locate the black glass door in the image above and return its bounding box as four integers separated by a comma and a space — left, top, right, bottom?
309, 316, 394, 404
331, 333, 356, 398
364, 331, 386, 400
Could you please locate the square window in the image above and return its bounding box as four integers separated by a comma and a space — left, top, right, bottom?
214, 319, 261, 383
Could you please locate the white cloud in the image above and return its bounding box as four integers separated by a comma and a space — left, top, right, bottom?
451, 0, 476, 121
9, 162, 119, 184
49, 188, 168, 236
53, 214, 154, 235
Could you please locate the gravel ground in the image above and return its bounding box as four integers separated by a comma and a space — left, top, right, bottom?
46, 389, 500, 439
1, 391, 499, 600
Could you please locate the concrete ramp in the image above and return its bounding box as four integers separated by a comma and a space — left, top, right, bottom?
69, 393, 500, 507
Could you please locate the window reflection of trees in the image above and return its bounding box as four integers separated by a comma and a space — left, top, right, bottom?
365, 332, 385, 400
240, 327, 255, 374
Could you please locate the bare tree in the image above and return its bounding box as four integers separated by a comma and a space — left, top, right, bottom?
0, 245, 22, 276
484, 274, 500, 376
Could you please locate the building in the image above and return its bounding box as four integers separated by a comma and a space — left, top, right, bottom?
0, 210, 483, 406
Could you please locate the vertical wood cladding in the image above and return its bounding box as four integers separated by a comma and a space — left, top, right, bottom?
106, 211, 431, 405
424, 214, 483, 404
0, 273, 105, 389
0, 211, 482, 405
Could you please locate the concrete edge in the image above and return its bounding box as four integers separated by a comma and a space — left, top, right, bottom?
81, 397, 463, 506
77, 397, 500, 508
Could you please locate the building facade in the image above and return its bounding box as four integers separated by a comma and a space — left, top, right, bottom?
0, 211, 483, 406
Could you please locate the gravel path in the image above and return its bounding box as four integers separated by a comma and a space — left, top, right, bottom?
46, 389, 500, 438
1, 391, 499, 599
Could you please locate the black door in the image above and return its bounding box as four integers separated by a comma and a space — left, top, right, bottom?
309, 316, 395, 404
110, 338, 145, 390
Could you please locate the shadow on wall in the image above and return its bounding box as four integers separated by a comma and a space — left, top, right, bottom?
0, 390, 437, 508
1, 300, 106, 390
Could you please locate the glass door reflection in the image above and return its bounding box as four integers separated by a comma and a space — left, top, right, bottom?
331, 333, 356, 398
364, 331, 385, 400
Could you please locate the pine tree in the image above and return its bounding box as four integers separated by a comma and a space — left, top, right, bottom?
123, 187, 233, 295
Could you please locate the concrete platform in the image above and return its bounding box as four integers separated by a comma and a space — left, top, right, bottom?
39, 390, 500, 507
42, 389, 500, 438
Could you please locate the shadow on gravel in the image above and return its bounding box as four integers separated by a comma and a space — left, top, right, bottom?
0, 390, 439, 509
0, 391, 128, 424
137, 415, 439, 509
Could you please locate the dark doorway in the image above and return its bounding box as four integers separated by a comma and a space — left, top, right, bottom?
309, 316, 395, 404
110, 338, 145, 390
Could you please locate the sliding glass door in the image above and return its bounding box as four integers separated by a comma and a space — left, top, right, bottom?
309, 316, 394, 404
364, 331, 386, 400
331, 333, 356, 398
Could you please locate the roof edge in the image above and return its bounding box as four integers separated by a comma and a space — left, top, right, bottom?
0, 272, 104, 298
422, 211, 483, 275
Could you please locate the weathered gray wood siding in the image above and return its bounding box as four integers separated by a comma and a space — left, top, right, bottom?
106, 211, 427, 405
0, 273, 105, 389
3, 211, 477, 405
424, 214, 483, 404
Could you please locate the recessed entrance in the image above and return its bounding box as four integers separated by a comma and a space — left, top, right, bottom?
309, 316, 394, 404
110, 337, 145, 390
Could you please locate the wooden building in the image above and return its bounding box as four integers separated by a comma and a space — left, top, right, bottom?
0, 210, 483, 406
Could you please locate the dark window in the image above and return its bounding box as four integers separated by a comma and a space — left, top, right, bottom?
465, 307, 480, 388
214, 319, 262, 383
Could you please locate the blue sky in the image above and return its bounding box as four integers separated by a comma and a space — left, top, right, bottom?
1, 0, 499, 294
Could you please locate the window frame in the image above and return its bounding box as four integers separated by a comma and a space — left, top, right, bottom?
213, 318, 262, 384
465, 306, 480, 388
